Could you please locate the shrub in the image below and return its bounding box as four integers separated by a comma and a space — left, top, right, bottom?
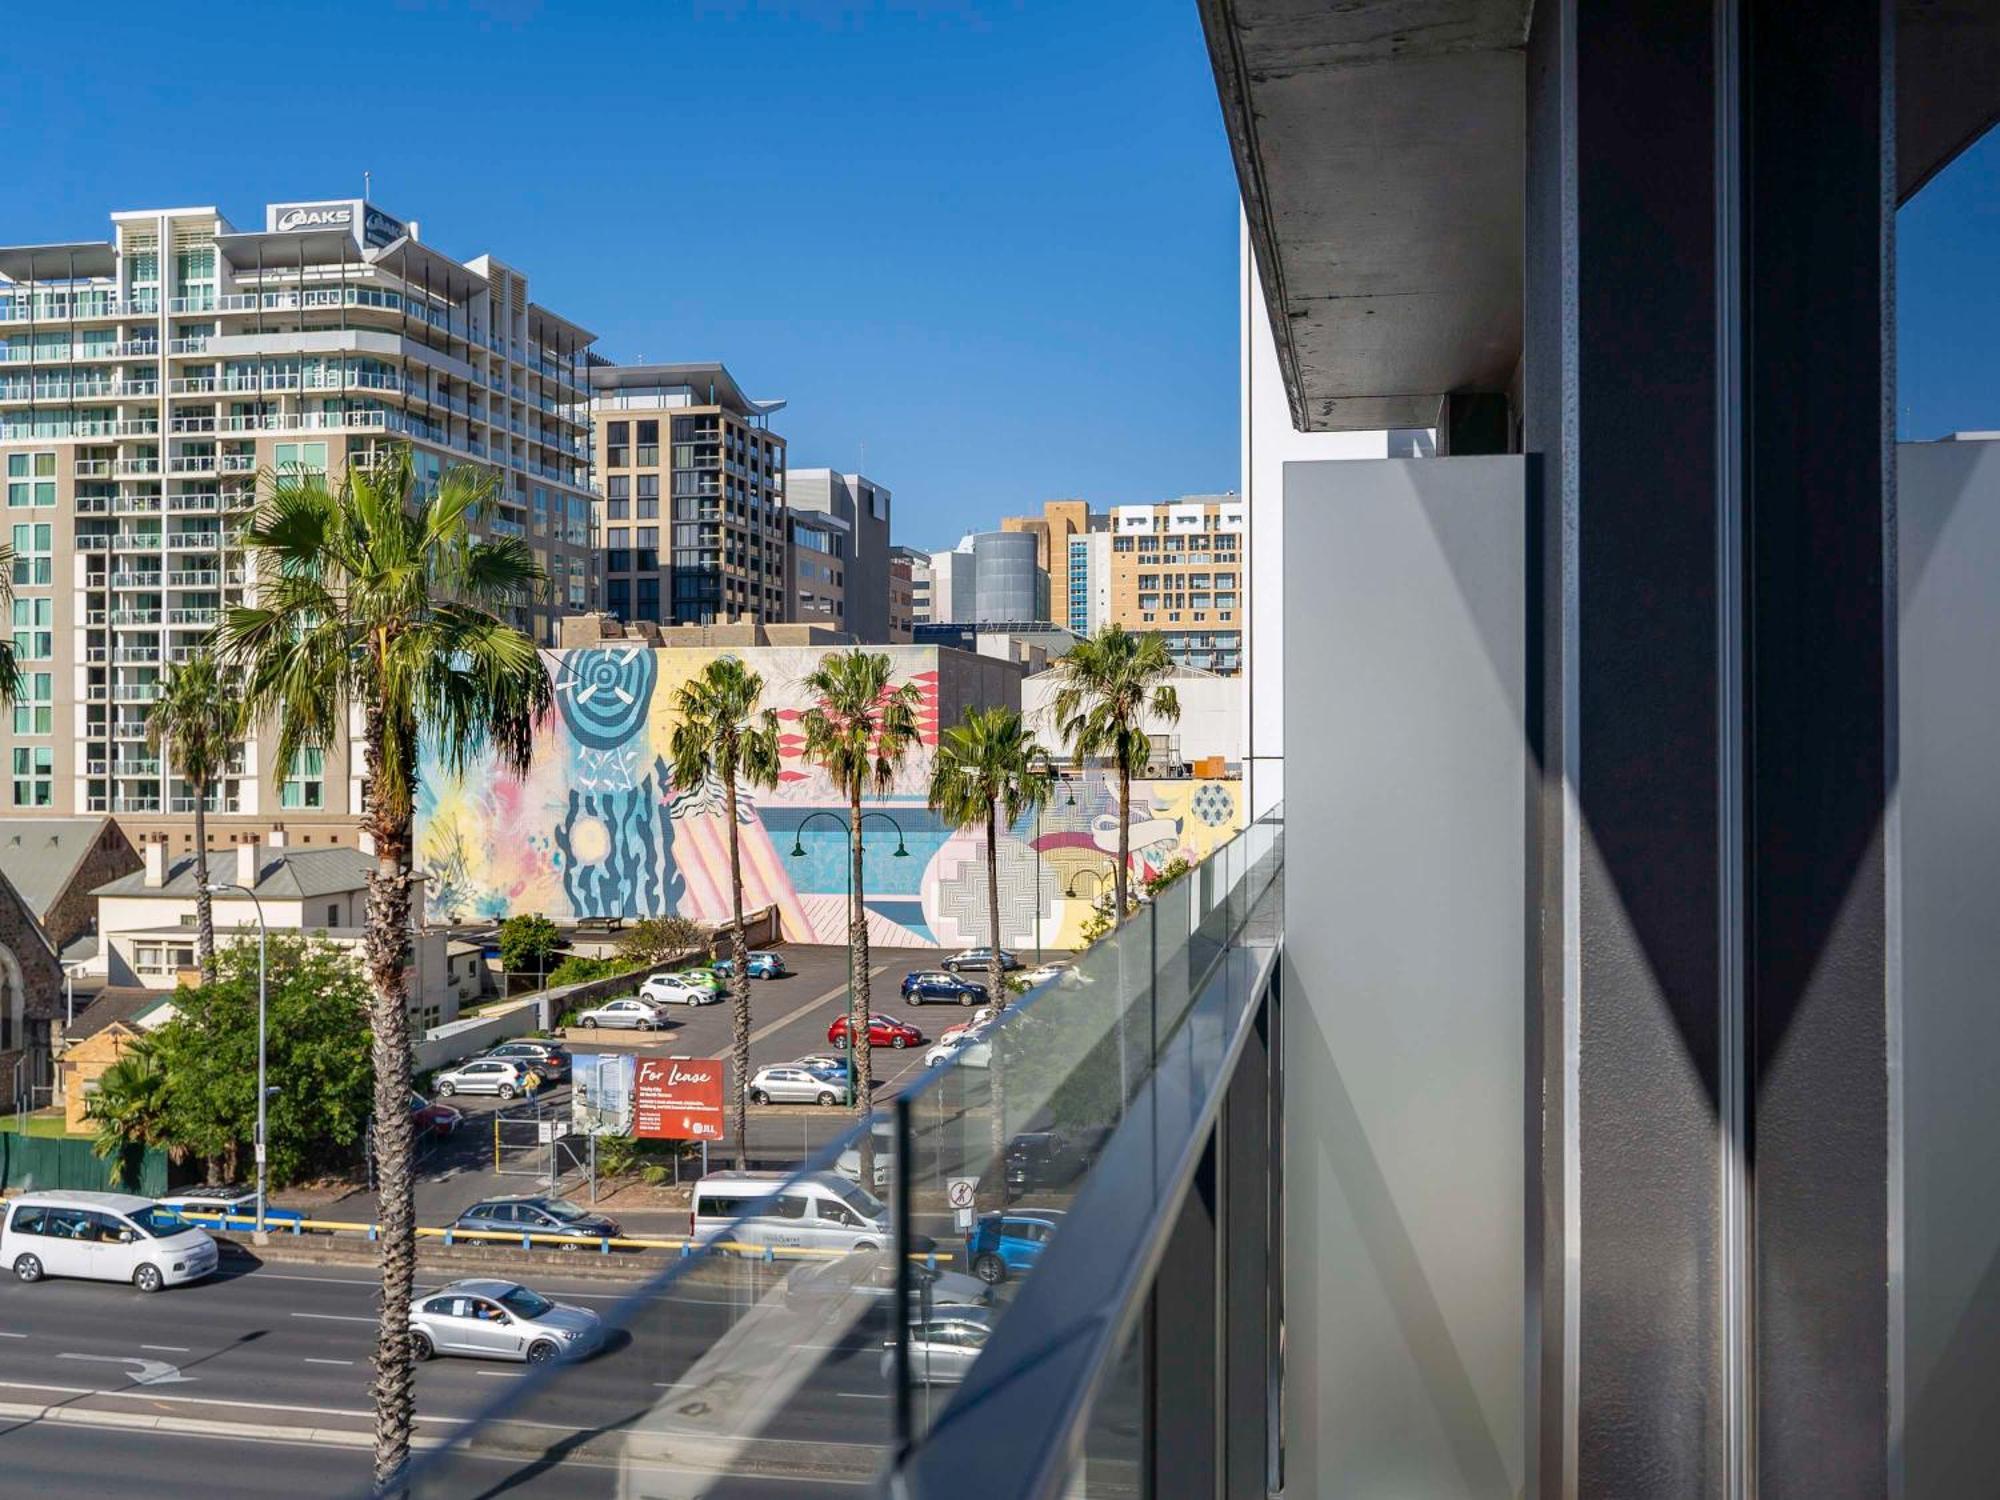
616, 915, 706, 968
498, 913, 564, 981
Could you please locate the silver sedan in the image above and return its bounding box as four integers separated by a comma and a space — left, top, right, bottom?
409, 1278, 604, 1365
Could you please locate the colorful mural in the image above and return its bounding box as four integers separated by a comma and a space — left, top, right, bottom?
416, 645, 1243, 951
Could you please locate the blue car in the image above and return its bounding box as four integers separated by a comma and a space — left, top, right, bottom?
156, 1187, 307, 1230
966, 1208, 1067, 1284
902, 970, 989, 1006
712, 951, 789, 980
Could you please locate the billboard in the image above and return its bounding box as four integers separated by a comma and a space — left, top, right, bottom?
634, 1057, 726, 1141
570, 1053, 634, 1137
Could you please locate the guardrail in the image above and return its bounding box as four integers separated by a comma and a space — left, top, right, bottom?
169, 1209, 956, 1266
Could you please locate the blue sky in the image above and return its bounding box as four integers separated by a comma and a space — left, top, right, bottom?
0, 2, 1986, 550
0, 0, 1241, 552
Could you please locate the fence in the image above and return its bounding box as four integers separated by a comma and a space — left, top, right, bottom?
0, 1133, 169, 1196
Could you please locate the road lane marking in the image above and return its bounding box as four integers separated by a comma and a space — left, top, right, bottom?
747, 965, 888, 1048
0, 1331, 25, 1339
141, 1344, 191, 1353
836, 1391, 889, 1400
302, 1358, 354, 1367
290, 1312, 375, 1323
474, 1370, 524, 1378
56, 1353, 191, 1385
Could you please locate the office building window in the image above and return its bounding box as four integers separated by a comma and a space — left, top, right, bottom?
273, 441, 328, 475
5, 452, 55, 509
12, 671, 50, 737
607, 549, 631, 572
11, 745, 51, 807
636, 419, 659, 467
607, 579, 630, 617
11, 523, 50, 588
636, 577, 660, 620
607, 527, 629, 549
281, 747, 325, 810
10, 597, 50, 660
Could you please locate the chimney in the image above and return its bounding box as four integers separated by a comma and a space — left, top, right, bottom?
266, 823, 288, 850
143, 839, 166, 889
236, 836, 262, 891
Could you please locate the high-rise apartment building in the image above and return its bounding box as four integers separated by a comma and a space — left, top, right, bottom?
0, 199, 597, 844
1108, 494, 1245, 672
785, 506, 847, 629
589, 363, 787, 627
1001, 498, 1090, 574
1065, 527, 1111, 635
785, 470, 891, 641
887, 549, 917, 642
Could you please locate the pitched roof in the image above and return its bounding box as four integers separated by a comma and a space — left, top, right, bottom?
92, 845, 375, 902
63, 985, 174, 1042
0, 816, 119, 922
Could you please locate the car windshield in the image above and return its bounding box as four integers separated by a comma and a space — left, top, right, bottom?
125, 1205, 187, 1238
539, 1199, 591, 1223
497, 1286, 554, 1319
837, 1182, 885, 1220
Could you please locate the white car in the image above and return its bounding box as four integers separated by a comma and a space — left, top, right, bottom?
1018, 962, 1069, 988
749, 1065, 846, 1107
925, 1036, 992, 1069
576, 997, 668, 1031
2, 1192, 218, 1292
434, 1057, 537, 1098
641, 973, 722, 1007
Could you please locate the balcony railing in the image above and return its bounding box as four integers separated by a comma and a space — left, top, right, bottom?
402, 808, 1286, 1497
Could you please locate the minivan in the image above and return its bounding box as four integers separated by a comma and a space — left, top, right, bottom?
690, 1170, 890, 1254
2, 1191, 219, 1292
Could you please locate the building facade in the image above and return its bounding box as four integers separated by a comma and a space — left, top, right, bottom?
888, 549, 916, 642
891, 544, 931, 628
1065, 527, 1110, 636
1107, 494, 1244, 673
784, 506, 847, 629
0, 198, 598, 842
590, 362, 787, 628
785, 470, 891, 641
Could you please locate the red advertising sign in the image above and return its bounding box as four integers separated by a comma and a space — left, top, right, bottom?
633, 1056, 726, 1141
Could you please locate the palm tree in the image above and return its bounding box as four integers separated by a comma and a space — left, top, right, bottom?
928, 706, 1055, 1177
147, 654, 243, 981
799, 650, 922, 1173
669, 656, 783, 1172
0, 542, 21, 710
86, 1036, 174, 1185
218, 447, 550, 1492
1049, 626, 1182, 926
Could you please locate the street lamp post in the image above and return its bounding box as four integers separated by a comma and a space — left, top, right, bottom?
206, 881, 270, 1243
1034, 773, 1078, 966
789, 810, 910, 1107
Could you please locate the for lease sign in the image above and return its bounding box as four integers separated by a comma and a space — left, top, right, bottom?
633, 1057, 726, 1141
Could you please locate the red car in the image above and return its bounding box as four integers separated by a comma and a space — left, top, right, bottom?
409, 1091, 463, 1137
827, 1013, 925, 1050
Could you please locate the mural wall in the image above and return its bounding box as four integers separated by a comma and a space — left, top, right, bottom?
416, 645, 1244, 951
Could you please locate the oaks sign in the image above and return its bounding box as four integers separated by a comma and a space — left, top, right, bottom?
633, 1056, 726, 1141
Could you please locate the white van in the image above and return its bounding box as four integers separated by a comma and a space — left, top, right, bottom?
1, 1191, 218, 1292
691, 1170, 890, 1255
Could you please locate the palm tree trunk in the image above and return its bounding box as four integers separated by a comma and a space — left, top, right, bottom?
192, 784, 214, 983
1114, 743, 1132, 927
985, 798, 1009, 1198
362, 704, 418, 1494
725, 772, 752, 1173
850, 781, 875, 1186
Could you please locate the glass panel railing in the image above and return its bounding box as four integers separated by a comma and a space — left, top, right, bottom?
401, 806, 1283, 1497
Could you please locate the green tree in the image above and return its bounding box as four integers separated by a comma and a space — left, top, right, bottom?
799, 649, 922, 1172
218, 445, 550, 1489
146, 653, 243, 980
87, 1037, 175, 1186
615, 914, 706, 969
928, 708, 1055, 1180
669, 656, 783, 1171
497, 913, 563, 988
1048, 626, 1182, 926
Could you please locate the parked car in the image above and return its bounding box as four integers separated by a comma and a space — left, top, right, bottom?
939, 1008, 999, 1045
434, 1057, 538, 1099
712, 951, 789, 980
965, 1208, 1068, 1284
889, 1305, 996, 1385
480, 1041, 571, 1082
576, 997, 669, 1031
942, 947, 1022, 974
836, 1120, 900, 1188
452, 1196, 622, 1242
410, 1278, 604, 1364
901, 971, 988, 1006
640, 972, 723, 1007
924, 1035, 992, 1069
2, 1191, 218, 1292
791, 1053, 850, 1076
655, 966, 723, 994
410, 1092, 464, 1137
155, 1186, 306, 1229
1017, 961, 1070, 988
1004, 1128, 1110, 1194
750, 1065, 846, 1107
828, 1013, 924, 1050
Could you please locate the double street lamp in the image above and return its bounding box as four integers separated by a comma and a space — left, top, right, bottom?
205, 880, 275, 1244
789, 811, 910, 1106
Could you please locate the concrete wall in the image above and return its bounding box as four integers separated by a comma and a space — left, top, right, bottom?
1021, 671, 1242, 770
1896, 435, 2000, 1498
1282, 455, 1525, 1498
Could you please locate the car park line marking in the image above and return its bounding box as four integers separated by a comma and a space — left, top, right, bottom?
747, 966, 888, 1048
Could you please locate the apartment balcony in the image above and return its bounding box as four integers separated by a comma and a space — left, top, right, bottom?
112, 682, 161, 703
110, 794, 161, 813
168, 376, 217, 395
113, 457, 161, 476
111, 493, 161, 514
74, 533, 112, 551
112, 757, 160, 777
165, 568, 222, 588
170, 415, 217, 435
218, 453, 254, 473
73, 459, 112, 479
165, 454, 216, 476
111, 646, 160, 664
165, 530, 224, 551
109, 571, 164, 590
166, 337, 209, 355
109, 609, 161, 626
109, 339, 159, 358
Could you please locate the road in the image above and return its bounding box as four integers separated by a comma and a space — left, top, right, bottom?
0, 1249, 962, 1495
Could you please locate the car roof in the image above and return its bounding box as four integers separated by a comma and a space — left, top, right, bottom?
435, 1278, 525, 1298
12, 1190, 158, 1212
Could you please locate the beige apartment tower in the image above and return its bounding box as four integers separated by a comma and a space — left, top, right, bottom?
0, 199, 598, 848
1107, 494, 1244, 673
